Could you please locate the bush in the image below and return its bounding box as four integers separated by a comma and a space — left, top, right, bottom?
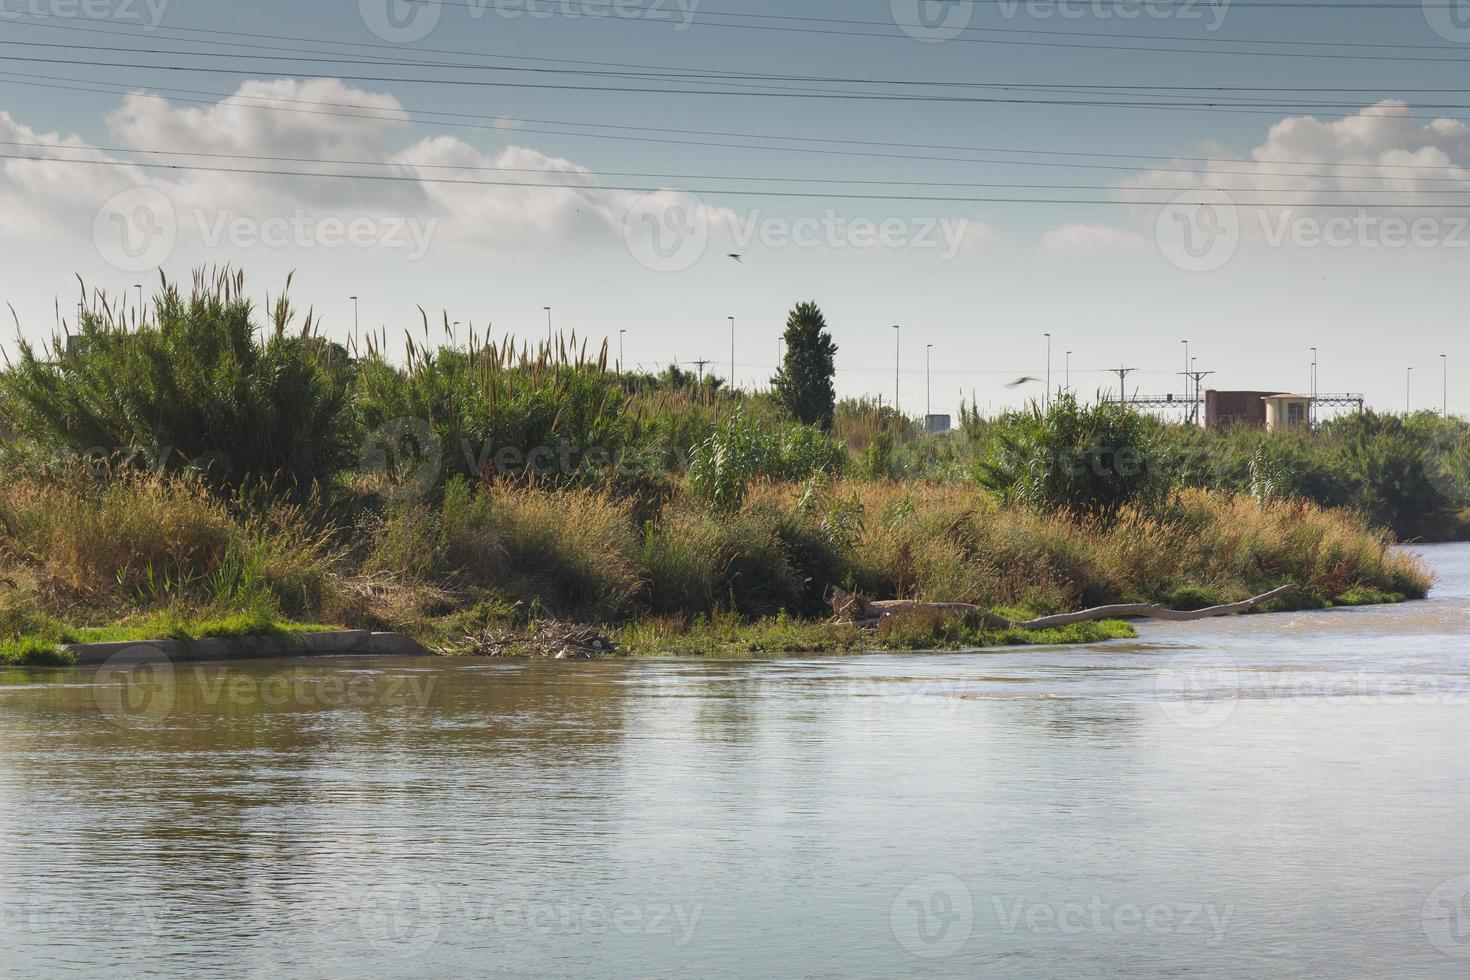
687, 410, 846, 510
978, 394, 1171, 519
353, 334, 632, 493
1, 270, 354, 491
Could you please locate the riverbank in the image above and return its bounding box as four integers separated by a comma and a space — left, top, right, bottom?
0, 471, 1428, 665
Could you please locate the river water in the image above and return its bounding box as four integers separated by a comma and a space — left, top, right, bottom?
3, 544, 1469, 977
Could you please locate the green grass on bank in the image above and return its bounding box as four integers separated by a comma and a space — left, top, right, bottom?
0, 609, 333, 667
605, 609, 1137, 658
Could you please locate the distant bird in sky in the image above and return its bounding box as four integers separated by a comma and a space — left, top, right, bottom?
727, 253, 743, 263
1006, 376, 1042, 388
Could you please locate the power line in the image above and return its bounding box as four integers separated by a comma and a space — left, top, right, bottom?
18, 148, 1470, 206
8, 137, 1470, 193
8, 69, 1470, 183
19, 7, 1470, 79
17, 49, 1470, 112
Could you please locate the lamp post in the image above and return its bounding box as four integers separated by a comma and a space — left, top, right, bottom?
1181, 339, 1189, 406
1310, 346, 1318, 427
1044, 332, 1052, 412
1407, 366, 1413, 415
1065, 350, 1071, 392
925, 343, 933, 419
134, 283, 143, 323
543, 306, 552, 347
619, 329, 626, 370
728, 316, 735, 389
1442, 354, 1448, 418
892, 325, 901, 413
350, 295, 359, 350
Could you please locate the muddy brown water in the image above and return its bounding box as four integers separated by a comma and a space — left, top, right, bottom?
2, 544, 1468, 977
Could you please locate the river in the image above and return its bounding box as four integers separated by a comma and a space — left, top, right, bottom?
3, 544, 1468, 977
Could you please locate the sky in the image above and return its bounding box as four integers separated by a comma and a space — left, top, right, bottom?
0, 0, 1467, 416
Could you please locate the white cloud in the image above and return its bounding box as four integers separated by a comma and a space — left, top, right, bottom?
0, 78, 717, 260
1041, 223, 1148, 253
1121, 101, 1470, 211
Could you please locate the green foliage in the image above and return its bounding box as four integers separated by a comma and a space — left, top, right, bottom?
977, 394, 1170, 518
2, 271, 354, 491
353, 334, 631, 492
771, 301, 838, 429
687, 409, 847, 511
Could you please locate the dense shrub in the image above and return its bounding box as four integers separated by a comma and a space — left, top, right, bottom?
2, 271, 353, 490
354, 335, 633, 493
977, 394, 1170, 519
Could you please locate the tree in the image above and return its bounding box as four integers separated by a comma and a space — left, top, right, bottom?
772, 302, 838, 429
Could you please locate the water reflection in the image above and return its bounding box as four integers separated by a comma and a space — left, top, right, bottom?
1, 544, 1467, 976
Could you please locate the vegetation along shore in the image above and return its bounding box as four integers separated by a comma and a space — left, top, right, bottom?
0, 271, 1447, 665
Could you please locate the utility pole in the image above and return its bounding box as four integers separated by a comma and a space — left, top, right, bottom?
1108, 367, 1138, 404
728, 316, 735, 390
892, 324, 901, 413
1189, 356, 1198, 423
691, 359, 712, 386
619, 329, 626, 370
1065, 350, 1071, 392
1044, 332, 1052, 412
1180, 370, 1215, 426
1406, 366, 1413, 415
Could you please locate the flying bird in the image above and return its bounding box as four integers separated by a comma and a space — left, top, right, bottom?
1005, 376, 1042, 388
727, 253, 744, 263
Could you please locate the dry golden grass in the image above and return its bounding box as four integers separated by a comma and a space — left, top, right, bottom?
0, 469, 1429, 643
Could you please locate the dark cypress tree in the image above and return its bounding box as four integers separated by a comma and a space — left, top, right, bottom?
771, 301, 838, 430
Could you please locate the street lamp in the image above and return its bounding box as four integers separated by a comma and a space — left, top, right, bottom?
1181, 339, 1189, 406
1310, 346, 1318, 427
728, 316, 735, 389
892, 325, 901, 413
1043, 333, 1052, 412
543, 306, 552, 347
925, 343, 933, 419
350, 296, 359, 350
1407, 366, 1413, 415
1442, 354, 1449, 418
619, 329, 626, 370
1065, 351, 1071, 392
134, 283, 143, 323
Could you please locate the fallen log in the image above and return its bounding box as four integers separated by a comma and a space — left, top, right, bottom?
835, 584, 1297, 631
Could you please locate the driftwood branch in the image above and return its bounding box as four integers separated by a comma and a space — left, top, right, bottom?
836, 585, 1297, 631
